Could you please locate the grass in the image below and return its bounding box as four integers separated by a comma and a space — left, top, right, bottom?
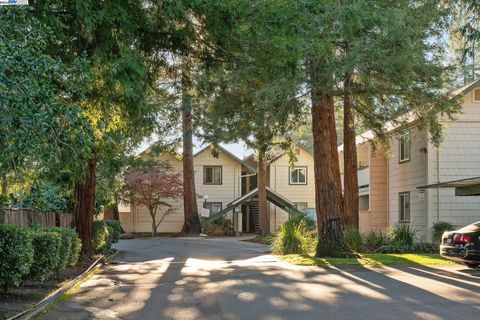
280, 253, 456, 267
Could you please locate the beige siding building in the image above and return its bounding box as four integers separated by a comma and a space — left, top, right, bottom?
341, 79, 480, 241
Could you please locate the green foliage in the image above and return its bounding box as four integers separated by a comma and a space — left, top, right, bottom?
15, 183, 69, 212
105, 220, 121, 243
205, 217, 232, 236
0, 8, 92, 186
287, 212, 316, 231
92, 220, 110, 253
432, 221, 455, 244
29, 231, 61, 282
273, 222, 315, 255
387, 224, 417, 246
344, 228, 365, 252
364, 231, 388, 252
0, 225, 34, 291
375, 243, 438, 254
45, 227, 81, 269
0, 194, 9, 208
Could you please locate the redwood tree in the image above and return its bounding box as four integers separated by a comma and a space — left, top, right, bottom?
125, 165, 183, 236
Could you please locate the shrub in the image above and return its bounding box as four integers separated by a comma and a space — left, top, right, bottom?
0, 225, 34, 291
272, 221, 314, 255
105, 225, 114, 250
287, 212, 316, 231
344, 228, 364, 252
364, 231, 388, 251
29, 231, 61, 282
46, 227, 81, 269
432, 221, 455, 244
387, 223, 416, 246
92, 220, 109, 253
68, 231, 81, 266
205, 217, 233, 236
105, 220, 121, 243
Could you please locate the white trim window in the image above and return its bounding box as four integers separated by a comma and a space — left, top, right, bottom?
399, 192, 410, 222
204, 166, 222, 185
399, 131, 410, 163
205, 202, 222, 214
294, 202, 308, 212
290, 166, 307, 185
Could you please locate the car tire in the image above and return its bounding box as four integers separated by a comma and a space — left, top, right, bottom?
465, 262, 479, 269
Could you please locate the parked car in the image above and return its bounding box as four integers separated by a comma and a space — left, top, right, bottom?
440, 221, 480, 269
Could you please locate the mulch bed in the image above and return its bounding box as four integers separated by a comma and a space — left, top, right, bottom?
0, 259, 96, 320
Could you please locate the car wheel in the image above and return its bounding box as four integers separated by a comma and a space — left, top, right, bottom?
465, 262, 479, 269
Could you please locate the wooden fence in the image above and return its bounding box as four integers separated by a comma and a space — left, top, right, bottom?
0, 208, 73, 228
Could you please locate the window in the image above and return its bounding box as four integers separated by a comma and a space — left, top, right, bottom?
294, 202, 308, 212
203, 166, 222, 185
474, 89, 480, 102
204, 202, 222, 214
399, 131, 410, 163
290, 166, 307, 185
399, 192, 410, 222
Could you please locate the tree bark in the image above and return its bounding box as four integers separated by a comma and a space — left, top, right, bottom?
257, 150, 269, 235
343, 74, 359, 228
311, 91, 349, 257
74, 157, 96, 258
181, 87, 202, 235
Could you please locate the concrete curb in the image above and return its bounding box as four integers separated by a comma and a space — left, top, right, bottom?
7, 252, 115, 320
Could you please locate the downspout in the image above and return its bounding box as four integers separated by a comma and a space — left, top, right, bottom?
386, 143, 390, 229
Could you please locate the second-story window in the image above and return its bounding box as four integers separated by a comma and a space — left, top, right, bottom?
204, 166, 222, 185
290, 166, 307, 185
399, 131, 410, 163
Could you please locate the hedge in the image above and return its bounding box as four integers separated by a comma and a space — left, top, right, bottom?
0, 225, 34, 291
104, 220, 121, 243
29, 231, 62, 281
45, 227, 81, 268
0, 225, 81, 291
92, 220, 109, 253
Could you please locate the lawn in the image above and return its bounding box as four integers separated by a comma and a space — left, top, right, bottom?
280, 253, 456, 267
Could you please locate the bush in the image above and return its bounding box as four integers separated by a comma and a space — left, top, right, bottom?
92, 220, 109, 253
205, 217, 233, 236
344, 228, 364, 252
387, 223, 416, 246
46, 227, 81, 268
29, 231, 61, 281
105, 225, 114, 250
364, 231, 387, 251
432, 221, 455, 244
0, 225, 34, 291
287, 212, 316, 231
105, 220, 121, 243
68, 231, 81, 266
272, 221, 315, 255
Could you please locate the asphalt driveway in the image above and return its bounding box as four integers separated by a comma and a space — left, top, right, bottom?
40, 237, 480, 320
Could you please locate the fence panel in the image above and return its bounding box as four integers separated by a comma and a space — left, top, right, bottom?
0, 208, 73, 228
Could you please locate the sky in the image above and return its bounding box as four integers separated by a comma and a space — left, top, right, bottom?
136, 136, 253, 159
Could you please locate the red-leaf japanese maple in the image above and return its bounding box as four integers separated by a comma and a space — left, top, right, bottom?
124, 165, 183, 236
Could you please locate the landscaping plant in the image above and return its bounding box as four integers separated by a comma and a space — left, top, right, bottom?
105, 220, 122, 243
273, 221, 314, 255
0, 225, 34, 292
344, 228, 365, 252
432, 221, 455, 244
92, 220, 110, 253
387, 223, 417, 246
29, 231, 62, 282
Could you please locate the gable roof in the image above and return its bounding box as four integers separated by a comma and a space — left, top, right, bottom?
245, 143, 314, 166
194, 144, 256, 173
338, 79, 480, 151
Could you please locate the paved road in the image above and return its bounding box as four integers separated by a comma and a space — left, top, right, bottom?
40, 237, 480, 320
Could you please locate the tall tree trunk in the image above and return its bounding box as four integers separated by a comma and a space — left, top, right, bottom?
343, 74, 359, 228
74, 158, 96, 258
1, 173, 7, 196
181, 88, 202, 235
257, 150, 269, 235
311, 91, 349, 257
329, 100, 344, 209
